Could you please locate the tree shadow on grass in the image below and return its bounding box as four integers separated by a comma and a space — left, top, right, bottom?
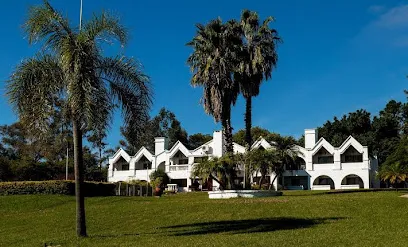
161, 217, 344, 236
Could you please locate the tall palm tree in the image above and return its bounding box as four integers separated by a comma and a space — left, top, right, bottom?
187, 18, 240, 154
7, 1, 152, 237
237, 10, 281, 148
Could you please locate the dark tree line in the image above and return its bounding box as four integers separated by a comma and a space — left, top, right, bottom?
120, 107, 213, 153
0, 121, 108, 182
311, 97, 408, 166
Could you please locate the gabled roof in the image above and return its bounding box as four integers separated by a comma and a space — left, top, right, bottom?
338, 136, 364, 154
233, 142, 246, 154
109, 148, 131, 164
133, 146, 154, 162
193, 139, 213, 152
311, 137, 335, 155
251, 137, 273, 150
168, 141, 191, 158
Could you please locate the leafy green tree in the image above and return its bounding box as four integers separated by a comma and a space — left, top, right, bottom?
7, 1, 152, 237
191, 156, 237, 190
378, 137, 408, 186
246, 148, 279, 187
121, 108, 188, 153
236, 10, 281, 148
188, 133, 213, 149
233, 126, 271, 146
187, 18, 240, 154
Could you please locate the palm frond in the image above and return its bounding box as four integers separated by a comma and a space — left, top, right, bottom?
24, 0, 74, 50
97, 56, 152, 128
80, 11, 127, 47
7, 54, 64, 132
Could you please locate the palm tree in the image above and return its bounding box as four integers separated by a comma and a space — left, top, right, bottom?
191, 156, 237, 190
247, 148, 279, 187
236, 10, 281, 148
379, 162, 408, 186
7, 1, 152, 237
269, 136, 299, 189
187, 18, 240, 154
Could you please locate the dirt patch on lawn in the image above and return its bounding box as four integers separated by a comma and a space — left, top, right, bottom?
399, 194, 408, 198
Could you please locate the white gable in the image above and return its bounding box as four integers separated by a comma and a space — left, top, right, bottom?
311, 138, 335, 155
109, 148, 131, 164
133, 147, 154, 162
168, 141, 191, 158
251, 137, 273, 150
338, 136, 364, 154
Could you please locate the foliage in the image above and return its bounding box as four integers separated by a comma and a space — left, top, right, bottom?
7, 1, 152, 237
0, 180, 115, 196
121, 108, 188, 153
316, 100, 408, 165
191, 156, 237, 190
246, 148, 279, 186
149, 169, 170, 188
235, 10, 281, 147
187, 133, 213, 149
233, 126, 271, 146
187, 18, 240, 154
378, 137, 408, 185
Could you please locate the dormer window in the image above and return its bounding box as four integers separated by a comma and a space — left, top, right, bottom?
341, 146, 363, 163
313, 147, 334, 164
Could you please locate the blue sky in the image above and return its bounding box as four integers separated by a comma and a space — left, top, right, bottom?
0, 0, 407, 149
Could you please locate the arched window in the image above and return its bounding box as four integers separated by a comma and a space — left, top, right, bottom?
341, 146, 363, 163
313, 147, 334, 164
114, 157, 129, 171
341, 174, 364, 188
313, 175, 335, 189
135, 156, 152, 170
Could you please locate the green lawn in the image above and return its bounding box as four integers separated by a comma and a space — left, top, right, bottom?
1, 191, 407, 247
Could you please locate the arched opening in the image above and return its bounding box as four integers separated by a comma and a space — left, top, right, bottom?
313, 175, 335, 189
135, 155, 152, 170
313, 147, 334, 164
114, 157, 129, 171
157, 161, 165, 171
286, 156, 306, 170
341, 174, 364, 188
341, 146, 363, 163
171, 151, 188, 165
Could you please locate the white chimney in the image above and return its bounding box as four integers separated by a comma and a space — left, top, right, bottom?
305, 129, 318, 149
212, 130, 224, 157
154, 137, 168, 155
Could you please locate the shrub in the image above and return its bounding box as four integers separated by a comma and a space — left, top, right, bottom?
0, 180, 115, 196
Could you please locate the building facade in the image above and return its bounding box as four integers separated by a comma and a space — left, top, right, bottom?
108, 129, 379, 191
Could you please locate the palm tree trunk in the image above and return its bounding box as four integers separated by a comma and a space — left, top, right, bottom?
244, 96, 252, 149
270, 175, 278, 191
224, 117, 234, 154
72, 120, 87, 237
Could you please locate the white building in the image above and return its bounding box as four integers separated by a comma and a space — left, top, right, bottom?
108, 129, 379, 191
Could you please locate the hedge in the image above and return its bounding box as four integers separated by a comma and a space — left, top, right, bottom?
0, 180, 116, 196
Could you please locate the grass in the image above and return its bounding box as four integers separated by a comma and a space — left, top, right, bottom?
1, 191, 408, 246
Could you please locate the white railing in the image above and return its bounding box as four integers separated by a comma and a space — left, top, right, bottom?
167, 184, 179, 192
169, 165, 189, 171
312, 185, 331, 190
340, 184, 360, 189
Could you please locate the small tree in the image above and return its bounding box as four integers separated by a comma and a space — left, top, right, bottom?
150, 169, 170, 196
191, 156, 237, 190
247, 148, 279, 188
